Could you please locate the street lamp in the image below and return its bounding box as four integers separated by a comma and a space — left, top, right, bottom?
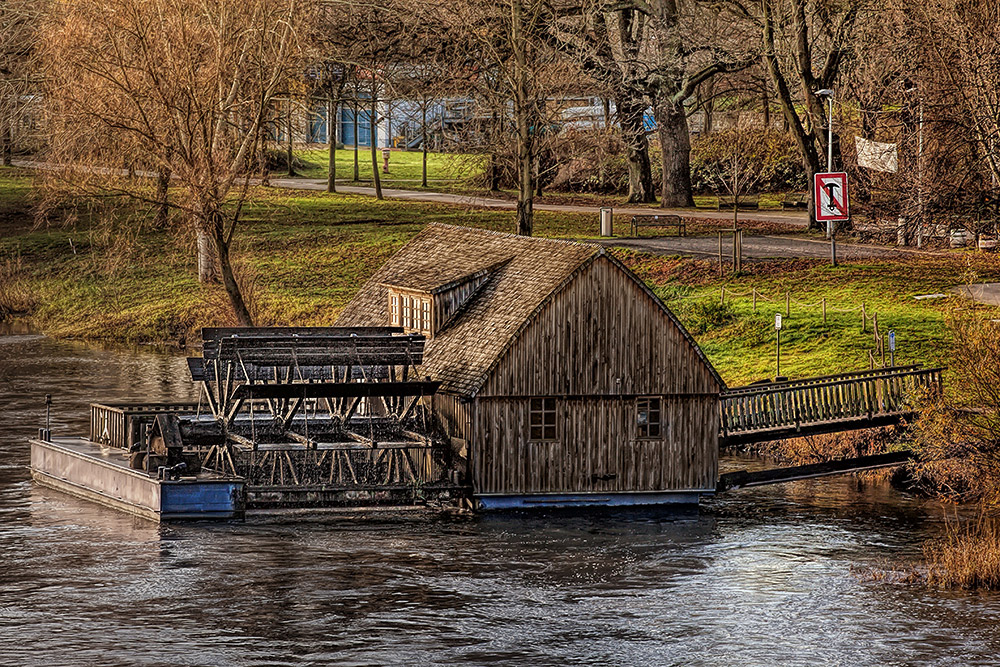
815, 89, 837, 263
815, 89, 834, 173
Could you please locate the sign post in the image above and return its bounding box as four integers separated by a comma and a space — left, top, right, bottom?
814, 172, 850, 267
775, 314, 783, 379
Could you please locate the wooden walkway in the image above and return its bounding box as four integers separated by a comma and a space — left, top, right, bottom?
720, 366, 943, 447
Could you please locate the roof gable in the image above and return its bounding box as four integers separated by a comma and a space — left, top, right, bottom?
335, 223, 601, 395
336, 223, 724, 396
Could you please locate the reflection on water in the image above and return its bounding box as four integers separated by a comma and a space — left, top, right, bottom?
2, 334, 1000, 666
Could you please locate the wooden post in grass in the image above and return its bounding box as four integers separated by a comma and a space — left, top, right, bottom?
822, 297, 827, 324
785, 291, 790, 317
718, 232, 724, 276
862, 303, 867, 332
753, 289, 757, 313
720, 286, 726, 306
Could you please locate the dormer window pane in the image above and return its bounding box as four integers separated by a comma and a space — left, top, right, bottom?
390, 295, 400, 326
403, 295, 412, 328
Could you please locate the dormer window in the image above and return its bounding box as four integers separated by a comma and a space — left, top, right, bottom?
389, 289, 432, 335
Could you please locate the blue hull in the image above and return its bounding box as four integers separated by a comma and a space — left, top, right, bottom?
476, 491, 707, 510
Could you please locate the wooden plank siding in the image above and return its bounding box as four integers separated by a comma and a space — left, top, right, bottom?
480, 257, 719, 397
473, 396, 718, 494
473, 257, 722, 496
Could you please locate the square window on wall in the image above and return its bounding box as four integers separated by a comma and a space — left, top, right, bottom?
530, 397, 557, 441
636, 397, 662, 439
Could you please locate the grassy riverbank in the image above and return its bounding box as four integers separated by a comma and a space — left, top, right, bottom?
3, 167, 1000, 386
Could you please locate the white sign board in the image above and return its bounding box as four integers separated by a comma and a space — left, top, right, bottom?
814, 172, 850, 222
775, 314, 782, 331
889, 331, 895, 352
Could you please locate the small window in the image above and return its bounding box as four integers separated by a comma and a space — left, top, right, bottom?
390, 294, 400, 326
529, 397, 557, 441
388, 290, 433, 335
402, 295, 412, 328
636, 397, 662, 439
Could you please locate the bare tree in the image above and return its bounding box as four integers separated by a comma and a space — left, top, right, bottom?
0, 0, 45, 166
40, 0, 305, 325
754, 0, 860, 227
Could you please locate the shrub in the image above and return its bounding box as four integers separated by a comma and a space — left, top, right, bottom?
690, 128, 807, 195
686, 298, 736, 335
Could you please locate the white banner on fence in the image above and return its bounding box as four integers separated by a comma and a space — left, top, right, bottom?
855, 136, 899, 173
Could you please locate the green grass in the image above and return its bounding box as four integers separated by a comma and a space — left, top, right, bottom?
3, 165, 999, 387
288, 148, 485, 185
624, 252, 1000, 385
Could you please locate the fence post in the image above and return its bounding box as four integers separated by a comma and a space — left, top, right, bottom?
718, 232, 724, 276
861, 303, 867, 332
822, 298, 827, 325
785, 291, 790, 318
753, 288, 757, 314
721, 286, 726, 306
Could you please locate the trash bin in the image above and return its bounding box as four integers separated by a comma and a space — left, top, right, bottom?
600, 207, 613, 237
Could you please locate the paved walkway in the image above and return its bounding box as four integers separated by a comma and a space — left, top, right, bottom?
266, 176, 811, 226
10, 160, 810, 226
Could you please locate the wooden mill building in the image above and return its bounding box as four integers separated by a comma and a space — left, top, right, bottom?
336, 224, 725, 508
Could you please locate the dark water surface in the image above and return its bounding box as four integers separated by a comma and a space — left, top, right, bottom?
2, 332, 999, 666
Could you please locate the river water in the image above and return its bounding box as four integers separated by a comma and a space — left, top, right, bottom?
2, 331, 999, 666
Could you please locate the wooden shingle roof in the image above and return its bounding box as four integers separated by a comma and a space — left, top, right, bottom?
335, 223, 723, 396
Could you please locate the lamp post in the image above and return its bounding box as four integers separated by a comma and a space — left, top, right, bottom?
815, 88, 837, 265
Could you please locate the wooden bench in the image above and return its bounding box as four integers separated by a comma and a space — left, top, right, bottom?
719, 194, 760, 211
782, 192, 809, 210
629, 214, 686, 237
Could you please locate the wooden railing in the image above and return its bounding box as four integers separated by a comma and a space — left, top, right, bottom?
720, 366, 942, 444
90, 403, 200, 450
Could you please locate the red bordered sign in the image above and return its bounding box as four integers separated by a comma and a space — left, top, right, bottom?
814, 172, 850, 222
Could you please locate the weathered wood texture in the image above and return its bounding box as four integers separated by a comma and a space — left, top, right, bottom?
482, 258, 720, 397
473, 396, 719, 494
474, 258, 722, 495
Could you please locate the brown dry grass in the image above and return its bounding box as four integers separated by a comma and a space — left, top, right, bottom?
0, 253, 37, 317
924, 515, 1000, 590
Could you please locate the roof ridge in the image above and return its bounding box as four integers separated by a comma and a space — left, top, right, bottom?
423, 222, 602, 251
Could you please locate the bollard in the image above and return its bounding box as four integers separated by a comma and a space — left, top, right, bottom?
600, 208, 614, 237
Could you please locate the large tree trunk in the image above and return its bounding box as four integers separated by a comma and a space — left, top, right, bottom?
616, 94, 656, 203
488, 108, 501, 191
327, 96, 337, 193
154, 165, 171, 227
196, 228, 219, 283
512, 0, 534, 236
1, 123, 11, 167
207, 211, 253, 326
655, 97, 695, 208
762, 0, 823, 229
285, 98, 296, 177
